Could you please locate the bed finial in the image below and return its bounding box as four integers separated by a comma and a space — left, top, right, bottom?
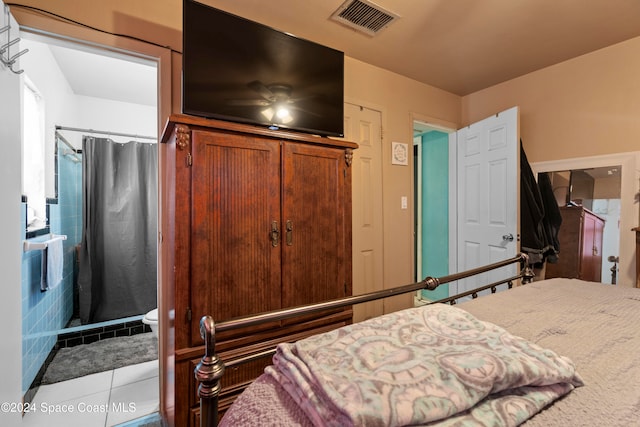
195, 315, 225, 427
422, 276, 440, 291
520, 253, 535, 284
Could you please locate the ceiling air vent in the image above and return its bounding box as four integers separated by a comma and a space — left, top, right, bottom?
330, 0, 400, 37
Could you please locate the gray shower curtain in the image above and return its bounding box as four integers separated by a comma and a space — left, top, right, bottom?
78, 136, 158, 324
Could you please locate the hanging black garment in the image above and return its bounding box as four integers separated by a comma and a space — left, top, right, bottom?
537, 171, 562, 262
520, 141, 561, 265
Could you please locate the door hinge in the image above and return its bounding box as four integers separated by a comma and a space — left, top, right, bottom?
186, 307, 192, 322
186, 152, 193, 167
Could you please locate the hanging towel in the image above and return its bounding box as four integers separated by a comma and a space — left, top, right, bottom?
41, 238, 64, 291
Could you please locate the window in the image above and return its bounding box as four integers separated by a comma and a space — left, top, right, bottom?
22, 76, 47, 232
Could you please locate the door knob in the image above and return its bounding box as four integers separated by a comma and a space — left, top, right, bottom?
502, 233, 514, 242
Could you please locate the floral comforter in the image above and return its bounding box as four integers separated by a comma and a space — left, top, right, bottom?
265, 303, 583, 427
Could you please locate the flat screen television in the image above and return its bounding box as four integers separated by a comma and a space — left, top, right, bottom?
182, 0, 345, 137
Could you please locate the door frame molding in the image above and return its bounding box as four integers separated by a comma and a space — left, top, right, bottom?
11, 12, 171, 419
411, 117, 456, 300
532, 151, 640, 286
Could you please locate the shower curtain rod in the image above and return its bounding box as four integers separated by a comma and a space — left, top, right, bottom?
55, 125, 156, 141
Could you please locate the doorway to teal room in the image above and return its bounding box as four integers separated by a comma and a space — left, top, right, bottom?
413, 126, 450, 302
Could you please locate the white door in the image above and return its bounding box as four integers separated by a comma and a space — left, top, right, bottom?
343, 102, 384, 322
450, 107, 519, 295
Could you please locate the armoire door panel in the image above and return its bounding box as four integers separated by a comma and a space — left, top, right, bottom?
281, 142, 349, 309
190, 130, 281, 345
594, 218, 604, 280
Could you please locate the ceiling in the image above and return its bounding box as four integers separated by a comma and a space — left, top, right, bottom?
48, 43, 157, 107
20, 32, 157, 108
207, 0, 640, 96
23, 0, 640, 108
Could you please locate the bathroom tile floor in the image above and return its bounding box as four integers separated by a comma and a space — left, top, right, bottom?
22, 359, 160, 427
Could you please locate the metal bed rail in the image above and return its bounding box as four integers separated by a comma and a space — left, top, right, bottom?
195, 253, 533, 427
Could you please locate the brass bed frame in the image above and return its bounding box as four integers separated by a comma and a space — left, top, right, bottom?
194, 253, 534, 427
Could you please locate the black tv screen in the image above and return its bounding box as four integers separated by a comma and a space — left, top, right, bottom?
182, 0, 345, 137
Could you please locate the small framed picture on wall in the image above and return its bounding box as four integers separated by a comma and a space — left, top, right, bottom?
391, 142, 409, 165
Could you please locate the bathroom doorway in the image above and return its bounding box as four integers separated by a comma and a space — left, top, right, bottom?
20, 30, 161, 403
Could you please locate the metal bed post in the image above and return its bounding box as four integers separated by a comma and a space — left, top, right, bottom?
195, 316, 224, 427
521, 253, 534, 284
194, 252, 533, 427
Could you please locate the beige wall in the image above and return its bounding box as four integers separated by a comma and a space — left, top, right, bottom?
462, 36, 640, 164
12, 1, 637, 309
6, 2, 636, 419
10, 1, 462, 316
344, 57, 460, 312
462, 36, 640, 286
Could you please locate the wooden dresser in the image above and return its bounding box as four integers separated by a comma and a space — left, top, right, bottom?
159, 115, 357, 426
546, 206, 605, 282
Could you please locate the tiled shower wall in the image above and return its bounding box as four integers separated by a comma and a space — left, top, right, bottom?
21, 147, 82, 395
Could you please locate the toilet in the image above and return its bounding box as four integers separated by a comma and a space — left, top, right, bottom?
142, 308, 158, 337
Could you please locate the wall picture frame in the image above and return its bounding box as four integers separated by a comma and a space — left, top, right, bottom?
391, 141, 409, 165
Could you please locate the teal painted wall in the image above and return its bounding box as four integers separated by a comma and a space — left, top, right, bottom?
420, 131, 449, 301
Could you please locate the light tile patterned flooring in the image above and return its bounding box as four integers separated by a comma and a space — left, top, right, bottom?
22, 360, 159, 427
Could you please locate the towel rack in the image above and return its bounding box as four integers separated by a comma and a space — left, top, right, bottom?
1, 4, 28, 74
23, 234, 67, 252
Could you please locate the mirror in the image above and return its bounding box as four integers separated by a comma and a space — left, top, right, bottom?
544, 166, 621, 284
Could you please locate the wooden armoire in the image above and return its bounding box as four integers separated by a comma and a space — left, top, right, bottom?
159, 115, 357, 426
545, 206, 605, 282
